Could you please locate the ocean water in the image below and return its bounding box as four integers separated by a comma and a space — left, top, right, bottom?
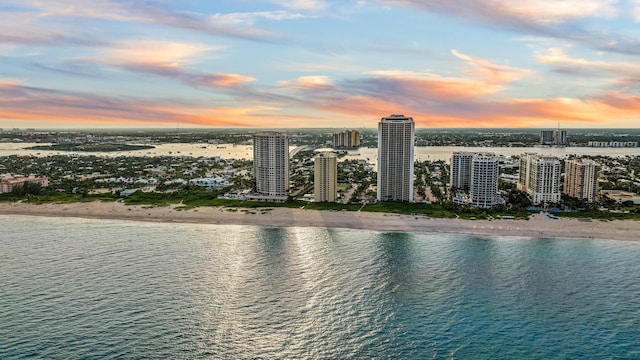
1, 215, 639, 359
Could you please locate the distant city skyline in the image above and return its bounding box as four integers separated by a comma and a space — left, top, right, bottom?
2, 1, 640, 129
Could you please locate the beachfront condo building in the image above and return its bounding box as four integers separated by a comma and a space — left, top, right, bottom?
518, 153, 561, 205
564, 158, 601, 202
450, 152, 500, 208
377, 115, 415, 202
333, 130, 361, 149
314, 152, 337, 202
470, 154, 500, 209
450, 152, 475, 191
252, 132, 289, 201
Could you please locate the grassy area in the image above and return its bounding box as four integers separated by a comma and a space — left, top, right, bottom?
556, 210, 640, 221
2, 188, 637, 221
362, 202, 458, 218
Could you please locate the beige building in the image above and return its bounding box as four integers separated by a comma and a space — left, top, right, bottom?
333, 130, 360, 149
564, 158, 601, 202
518, 153, 561, 205
314, 152, 337, 202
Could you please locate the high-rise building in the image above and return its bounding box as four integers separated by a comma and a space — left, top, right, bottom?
540, 130, 554, 145
518, 153, 561, 205
470, 154, 500, 209
314, 152, 337, 202
564, 158, 601, 202
333, 130, 361, 149
554, 129, 567, 146
377, 115, 414, 202
540, 129, 567, 146
253, 132, 289, 200
450, 152, 475, 190
450, 152, 500, 208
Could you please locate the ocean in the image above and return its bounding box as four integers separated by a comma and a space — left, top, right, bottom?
1, 215, 639, 358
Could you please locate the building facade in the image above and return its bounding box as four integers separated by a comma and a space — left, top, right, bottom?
314, 152, 337, 202
253, 132, 289, 201
540, 129, 567, 146
333, 130, 360, 149
470, 154, 500, 208
518, 153, 561, 205
564, 158, 601, 202
450, 152, 475, 191
377, 115, 414, 202
0, 175, 49, 193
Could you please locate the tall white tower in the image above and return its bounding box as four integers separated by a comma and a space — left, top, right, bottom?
253, 132, 289, 199
377, 114, 415, 202
470, 154, 500, 208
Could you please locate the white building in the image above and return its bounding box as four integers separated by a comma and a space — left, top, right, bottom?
518, 153, 561, 205
314, 152, 337, 202
253, 132, 289, 201
470, 154, 500, 208
450, 153, 500, 208
564, 158, 601, 202
377, 115, 414, 202
189, 177, 230, 189
450, 152, 475, 190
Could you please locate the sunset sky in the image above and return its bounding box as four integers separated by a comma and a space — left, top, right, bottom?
1, 0, 640, 129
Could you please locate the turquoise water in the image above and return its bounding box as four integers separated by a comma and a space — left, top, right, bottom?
1, 215, 639, 358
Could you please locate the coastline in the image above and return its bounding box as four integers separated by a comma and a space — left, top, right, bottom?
1, 201, 639, 241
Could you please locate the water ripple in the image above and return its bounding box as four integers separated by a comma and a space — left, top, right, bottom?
1, 216, 639, 358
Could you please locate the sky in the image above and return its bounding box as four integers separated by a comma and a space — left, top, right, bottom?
1, 0, 640, 129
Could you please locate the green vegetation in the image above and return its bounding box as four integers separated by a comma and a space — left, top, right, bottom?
27, 143, 154, 152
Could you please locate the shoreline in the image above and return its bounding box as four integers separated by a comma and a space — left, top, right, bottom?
1, 201, 639, 241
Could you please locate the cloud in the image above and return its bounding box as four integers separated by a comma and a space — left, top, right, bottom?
3, 0, 281, 42
377, 0, 640, 55
536, 47, 640, 80
451, 49, 533, 84
212, 11, 307, 26
268, 0, 329, 11
278, 75, 334, 90
0, 81, 276, 127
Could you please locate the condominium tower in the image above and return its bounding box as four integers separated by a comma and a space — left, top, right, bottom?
450, 152, 499, 208
518, 153, 561, 205
470, 154, 500, 208
564, 158, 601, 202
253, 132, 289, 200
333, 130, 360, 149
314, 152, 337, 202
450, 152, 475, 190
377, 115, 414, 202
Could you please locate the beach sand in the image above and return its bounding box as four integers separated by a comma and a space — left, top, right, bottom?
1, 201, 638, 241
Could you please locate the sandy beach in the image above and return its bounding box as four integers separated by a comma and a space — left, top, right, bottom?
1, 201, 639, 241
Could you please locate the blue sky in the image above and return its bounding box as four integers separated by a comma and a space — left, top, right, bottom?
1, 0, 640, 128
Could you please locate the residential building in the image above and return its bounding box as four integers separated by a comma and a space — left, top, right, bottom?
554, 129, 568, 146
564, 158, 601, 202
0, 175, 49, 193
252, 132, 289, 201
470, 154, 500, 208
540, 129, 567, 146
518, 154, 561, 205
377, 115, 414, 202
333, 130, 361, 149
450, 153, 500, 208
540, 130, 554, 145
450, 152, 475, 190
314, 152, 337, 202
